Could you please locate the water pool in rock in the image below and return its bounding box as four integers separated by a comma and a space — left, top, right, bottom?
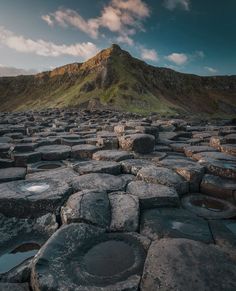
20, 183, 50, 193
83, 240, 135, 277
0, 243, 40, 274
192, 198, 226, 212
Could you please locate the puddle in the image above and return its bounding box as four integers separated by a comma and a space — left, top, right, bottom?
83, 240, 135, 277
192, 198, 226, 212
225, 223, 236, 235
38, 164, 61, 170
20, 183, 50, 193
0, 243, 40, 274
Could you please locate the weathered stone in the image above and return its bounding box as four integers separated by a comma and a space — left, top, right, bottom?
109, 192, 139, 232
12, 152, 41, 167
127, 181, 179, 209
0, 167, 26, 183
36, 145, 71, 160
141, 238, 236, 291
181, 193, 236, 219
61, 190, 111, 228
118, 134, 155, 154
184, 145, 217, 157
71, 144, 99, 159
74, 160, 121, 175
192, 151, 236, 162
0, 283, 30, 291
120, 159, 153, 175
71, 173, 128, 193
31, 223, 148, 291
140, 208, 213, 243
96, 136, 119, 150
137, 166, 189, 195
201, 174, 236, 202
220, 144, 236, 156
0, 159, 14, 168
0, 179, 72, 218
93, 150, 134, 162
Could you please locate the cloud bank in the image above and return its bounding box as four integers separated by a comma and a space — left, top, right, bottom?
163, 0, 190, 11
0, 26, 99, 59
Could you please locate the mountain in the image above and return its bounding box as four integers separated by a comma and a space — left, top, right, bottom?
0, 44, 235, 115
0, 66, 36, 77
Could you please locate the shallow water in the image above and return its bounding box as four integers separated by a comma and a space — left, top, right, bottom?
225, 222, 236, 235
0, 243, 40, 274
83, 240, 135, 277
192, 199, 225, 212
21, 183, 50, 193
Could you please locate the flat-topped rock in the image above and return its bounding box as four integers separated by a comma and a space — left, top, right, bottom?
192, 151, 236, 162
0, 178, 72, 218
109, 192, 139, 232
118, 134, 155, 154
31, 223, 149, 291
184, 145, 217, 157
140, 208, 212, 243
201, 174, 236, 202
61, 190, 111, 228
36, 145, 71, 160
73, 160, 121, 175
0, 167, 26, 183
137, 166, 189, 195
27, 161, 65, 173
71, 173, 128, 193
141, 238, 236, 291
120, 159, 153, 175
93, 150, 134, 162
12, 152, 41, 167
220, 144, 236, 156
71, 144, 99, 159
127, 181, 179, 209
0, 283, 30, 291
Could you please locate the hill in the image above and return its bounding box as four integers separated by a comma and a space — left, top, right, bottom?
0, 44, 235, 115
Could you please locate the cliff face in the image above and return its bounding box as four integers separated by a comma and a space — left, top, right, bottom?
0, 44, 235, 115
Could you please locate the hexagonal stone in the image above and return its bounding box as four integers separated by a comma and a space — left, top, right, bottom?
192, 151, 236, 162
26, 167, 79, 184
71, 173, 128, 193
120, 159, 153, 175
140, 238, 236, 291
184, 145, 217, 157
181, 194, 236, 219
0, 167, 26, 183
73, 160, 121, 175
12, 152, 41, 167
209, 220, 236, 260
31, 223, 149, 291
71, 144, 99, 159
127, 181, 179, 209
0, 283, 30, 291
0, 158, 14, 168
109, 192, 139, 232
137, 166, 189, 195
199, 158, 236, 179
14, 143, 38, 153
0, 179, 72, 218
0, 213, 57, 279
140, 208, 213, 243
118, 134, 155, 154
36, 145, 71, 161
61, 190, 111, 228
220, 144, 236, 156
93, 150, 134, 162
201, 174, 236, 202
156, 158, 205, 192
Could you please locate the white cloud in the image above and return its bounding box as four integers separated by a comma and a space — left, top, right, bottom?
205, 66, 218, 74
42, 0, 150, 45
165, 53, 188, 65
163, 0, 190, 11
0, 26, 99, 59
140, 48, 159, 62
41, 15, 54, 27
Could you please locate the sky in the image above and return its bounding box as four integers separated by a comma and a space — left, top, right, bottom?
0, 0, 235, 76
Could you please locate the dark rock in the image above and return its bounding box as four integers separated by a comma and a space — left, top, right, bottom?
93, 150, 134, 162
73, 160, 121, 175
0, 167, 26, 183
36, 145, 71, 160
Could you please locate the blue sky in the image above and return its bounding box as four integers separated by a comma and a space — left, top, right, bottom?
0, 0, 235, 75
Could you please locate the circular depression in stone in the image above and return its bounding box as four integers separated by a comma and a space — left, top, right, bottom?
82, 240, 135, 277
192, 198, 226, 212
20, 182, 50, 193
181, 194, 236, 219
